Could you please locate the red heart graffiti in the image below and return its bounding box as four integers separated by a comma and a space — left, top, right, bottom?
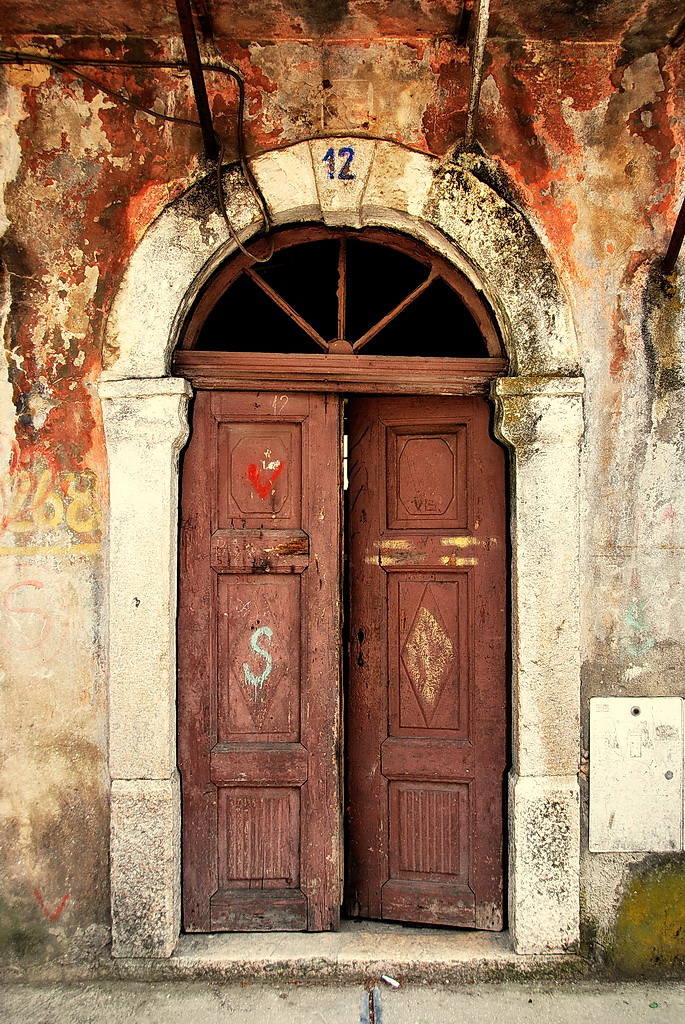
248, 460, 284, 500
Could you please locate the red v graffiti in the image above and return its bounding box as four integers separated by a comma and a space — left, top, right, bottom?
33, 888, 70, 921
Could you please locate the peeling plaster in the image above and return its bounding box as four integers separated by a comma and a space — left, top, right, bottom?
0, 77, 23, 470
0, 17, 684, 969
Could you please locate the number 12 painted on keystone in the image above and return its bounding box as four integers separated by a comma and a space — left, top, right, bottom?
322, 146, 356, 180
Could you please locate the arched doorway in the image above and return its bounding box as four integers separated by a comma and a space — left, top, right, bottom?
100, 137, 583, 958
175, 226, 509, 932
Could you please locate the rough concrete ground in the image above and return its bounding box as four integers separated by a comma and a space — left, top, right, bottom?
1, 981, 684, 1023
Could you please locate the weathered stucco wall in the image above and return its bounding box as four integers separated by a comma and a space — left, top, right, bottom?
0, 15, 684, 970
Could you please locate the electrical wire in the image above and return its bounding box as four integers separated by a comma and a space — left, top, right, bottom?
215, 133, 274, 263
0, 47, 447, 261
221, 63, 274, 260
0, 48, 273, 259
0, 50, 218, 126
246, 130, 441, 161
0, 50, 445, 157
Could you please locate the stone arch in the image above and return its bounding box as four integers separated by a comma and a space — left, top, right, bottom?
99, 138, 584, 960
103, 140, 578, 380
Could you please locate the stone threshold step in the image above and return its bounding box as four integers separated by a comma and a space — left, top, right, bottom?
107, 923, 588, 984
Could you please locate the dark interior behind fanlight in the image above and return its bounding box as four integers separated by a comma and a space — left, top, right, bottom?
194, 237, 489, 357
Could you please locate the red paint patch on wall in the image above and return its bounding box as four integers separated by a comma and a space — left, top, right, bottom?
422, 42, 470, 155
608, 252, 651, 379
2, 38, 210, 487
476, 42, 638, 268
125, 178, 186, 250
33, 889, 70, 921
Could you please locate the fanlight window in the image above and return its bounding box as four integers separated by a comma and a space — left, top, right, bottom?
181, 227, 503, 359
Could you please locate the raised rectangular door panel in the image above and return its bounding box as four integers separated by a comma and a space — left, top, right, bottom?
178, 391, 342, 931
346, 395, 507, 929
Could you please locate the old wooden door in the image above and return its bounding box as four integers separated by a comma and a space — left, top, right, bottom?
178, 390, 342, 932
346, 395, 507, 929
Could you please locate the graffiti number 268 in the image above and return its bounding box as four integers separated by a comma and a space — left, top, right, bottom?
322, 146, 356, 180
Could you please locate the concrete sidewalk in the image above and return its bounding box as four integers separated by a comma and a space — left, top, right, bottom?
1, 980, 684, 1024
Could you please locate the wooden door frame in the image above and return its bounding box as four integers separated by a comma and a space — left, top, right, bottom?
99, 137, 584, 960
173, 364, 506, 938
172, 352, 508, 396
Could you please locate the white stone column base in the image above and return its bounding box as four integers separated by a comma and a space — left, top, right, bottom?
110, 776, 181, 958
509, 773, 580, 954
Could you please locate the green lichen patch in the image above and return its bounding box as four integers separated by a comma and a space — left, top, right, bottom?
610, 856, 685, 975
0, 897, 56, 963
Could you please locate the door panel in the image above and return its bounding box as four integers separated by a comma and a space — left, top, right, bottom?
178, 391, 342, 932
346, 395, 507, 929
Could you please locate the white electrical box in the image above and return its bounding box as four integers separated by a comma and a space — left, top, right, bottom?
589, 697, 684, 852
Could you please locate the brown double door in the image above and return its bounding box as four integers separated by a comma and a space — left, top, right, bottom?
178, 390, 506, 932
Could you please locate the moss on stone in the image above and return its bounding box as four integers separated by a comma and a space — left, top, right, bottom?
609, 856, 685, 974
0, 898, 51, 962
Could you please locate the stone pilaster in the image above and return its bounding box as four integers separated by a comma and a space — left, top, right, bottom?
493, 375, 584, 954
100, 376, 191, 957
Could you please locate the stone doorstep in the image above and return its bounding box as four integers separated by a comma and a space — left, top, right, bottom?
104, 924, 589, 984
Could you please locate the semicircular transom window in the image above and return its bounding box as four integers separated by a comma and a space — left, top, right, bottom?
182, 227, 503, 358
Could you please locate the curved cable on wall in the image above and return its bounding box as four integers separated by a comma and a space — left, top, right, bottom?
0, 48, 273, 257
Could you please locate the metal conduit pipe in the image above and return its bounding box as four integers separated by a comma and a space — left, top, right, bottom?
464, 0, 491, 151
175, 0, 219, 161
663, 194, 685, 276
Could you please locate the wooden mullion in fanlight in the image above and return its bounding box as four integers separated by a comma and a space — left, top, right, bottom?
352, 267, 438, 352
244, 268, 329, 351
336, 236, 347, 343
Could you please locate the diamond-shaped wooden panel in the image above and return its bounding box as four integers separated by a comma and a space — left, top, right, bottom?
401, 590, 455, 724
391, 575, 469, 735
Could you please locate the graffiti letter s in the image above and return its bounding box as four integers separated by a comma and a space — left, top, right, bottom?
242, 625, 274, 701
